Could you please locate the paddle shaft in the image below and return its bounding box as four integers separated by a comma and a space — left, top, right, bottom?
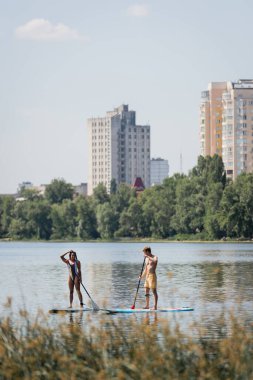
80, 281, 92, 300
79, 278, 100, 310
132, 257, 146, 307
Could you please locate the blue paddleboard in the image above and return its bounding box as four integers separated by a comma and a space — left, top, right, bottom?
104, 307, 194, 314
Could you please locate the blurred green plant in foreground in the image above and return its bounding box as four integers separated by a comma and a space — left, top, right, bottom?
0, 307, 253, 379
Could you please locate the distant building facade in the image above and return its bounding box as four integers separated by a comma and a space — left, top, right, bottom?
200, 82, 227, 157
87, 104, 150, 194
200, 79, 253, 179
150, 158, 169, 185
74, 183, 87, 196
18, 181, 33, 193
17, 182, 87, 198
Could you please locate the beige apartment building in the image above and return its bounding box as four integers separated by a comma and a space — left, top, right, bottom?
200, 82, 227, 157
200, 79, 253, 179
87, 105, 150, 195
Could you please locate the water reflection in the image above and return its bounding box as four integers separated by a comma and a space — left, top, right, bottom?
142, 312, 158, 326
68, 311, 84, 326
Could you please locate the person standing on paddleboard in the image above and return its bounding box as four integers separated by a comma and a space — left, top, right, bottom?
60, 250, 84, 308
139, 246, 158, 310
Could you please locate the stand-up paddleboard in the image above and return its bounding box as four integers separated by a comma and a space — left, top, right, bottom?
104, 307, 194, 314
49, 307, 92, 314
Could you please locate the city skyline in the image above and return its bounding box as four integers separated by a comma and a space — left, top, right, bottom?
1, 0, 253, 193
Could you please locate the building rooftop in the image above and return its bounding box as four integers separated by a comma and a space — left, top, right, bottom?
132, 177, 145, 190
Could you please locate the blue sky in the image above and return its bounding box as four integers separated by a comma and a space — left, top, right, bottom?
1, 0, 253, 193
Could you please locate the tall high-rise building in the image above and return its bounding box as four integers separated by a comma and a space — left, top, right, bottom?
200, 82, 228, 157
200, 80, 253, 179
87, 104, 150, 194
150, 158, 169, 185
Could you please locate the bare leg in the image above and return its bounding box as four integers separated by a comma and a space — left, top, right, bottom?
144, 288, 150, 309
68, 277, 74, 308
74, 277, 83, 306
151, 289, 158, 310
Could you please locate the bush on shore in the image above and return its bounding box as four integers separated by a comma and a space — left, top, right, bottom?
0, 310, 253, 379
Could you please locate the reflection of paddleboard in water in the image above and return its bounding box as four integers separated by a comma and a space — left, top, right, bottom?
49, 307, 92, 314
104, 307, 194, 314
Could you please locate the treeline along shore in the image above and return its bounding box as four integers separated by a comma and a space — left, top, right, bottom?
1, 155, 253, 241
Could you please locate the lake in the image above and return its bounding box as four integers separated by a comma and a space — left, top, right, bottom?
1, 241, 253, 335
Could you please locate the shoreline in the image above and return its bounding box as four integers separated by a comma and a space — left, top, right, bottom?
1, 238, 253, 244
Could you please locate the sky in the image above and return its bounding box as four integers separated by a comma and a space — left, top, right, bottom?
1, 0, 253, 194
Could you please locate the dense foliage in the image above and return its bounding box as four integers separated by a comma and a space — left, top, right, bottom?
0, 308, 253, 379
1, 156, 253, 241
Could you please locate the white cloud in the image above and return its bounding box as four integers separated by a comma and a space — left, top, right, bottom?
15, 19, 89, 42
127, 4, 150, 17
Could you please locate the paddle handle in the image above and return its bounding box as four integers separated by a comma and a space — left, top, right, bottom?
132, 257, 146, 306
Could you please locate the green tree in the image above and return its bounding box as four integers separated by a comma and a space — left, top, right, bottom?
116, 198, 145, 237
110, 178, 117, 194
140, 176, 178, 238
96, 202, 119, 239
191, 155, 226, 187
218, 181, 241, 238
9, 218, 28, 239
75, 196, 98, 239
92, 183, 109, 207
27, 200, 52, 239
45, 178, 74, 204
0, 196, 15, 238
219, 174, 253, 238
8, 199, 52, 240
204, 183, 224, 239
51, 200, 77, 239
111, 183, 134, 214
19, 188, 42, 201
172, 176, 205, 234
236, 174, 253, 237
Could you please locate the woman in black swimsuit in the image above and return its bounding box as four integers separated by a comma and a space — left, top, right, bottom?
60, 250, 83, 308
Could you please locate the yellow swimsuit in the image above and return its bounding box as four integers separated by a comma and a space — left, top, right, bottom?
142, 256, 158, 289
144, 273, 157, 289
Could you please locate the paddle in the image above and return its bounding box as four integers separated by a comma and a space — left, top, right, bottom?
79, 279, 100, 311
131, 257, 146, 309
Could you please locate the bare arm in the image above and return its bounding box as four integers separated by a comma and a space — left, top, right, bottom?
140, 265, 147, 279
60, 251, 70, 264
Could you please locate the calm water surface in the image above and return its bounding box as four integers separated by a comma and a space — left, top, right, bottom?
1, 241, 253, 335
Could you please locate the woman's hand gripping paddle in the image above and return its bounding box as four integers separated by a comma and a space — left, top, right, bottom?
131, 257, 146, 309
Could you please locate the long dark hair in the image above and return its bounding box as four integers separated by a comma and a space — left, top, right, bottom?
69, 250, 77, 261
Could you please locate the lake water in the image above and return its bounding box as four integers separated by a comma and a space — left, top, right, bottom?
1, 241, 253, 335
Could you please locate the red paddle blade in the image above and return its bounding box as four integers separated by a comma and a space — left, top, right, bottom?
131, 305, 135, 309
